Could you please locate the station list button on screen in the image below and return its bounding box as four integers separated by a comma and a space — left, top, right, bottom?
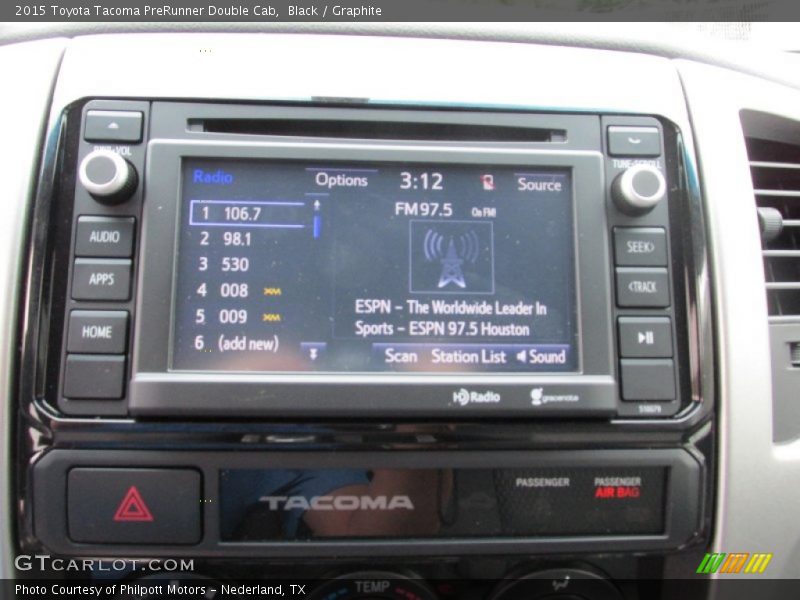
84, 110, 143, 143
372, 343, 572, 369
72, 258, 132, 301
75, 216, 135, 258
68, 468, 201, 544
620, 359, 676, 401
614, 227, 667, 267
618, 317, 672, 358
63, 354, 125, 399
67, 310, 129, 354
615, 267, 670, 308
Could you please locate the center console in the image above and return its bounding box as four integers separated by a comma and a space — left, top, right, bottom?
17, 84, 713, 597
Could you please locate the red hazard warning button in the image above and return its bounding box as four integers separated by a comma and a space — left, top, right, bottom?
68, 468, 201, 544
113, 486, 154, 522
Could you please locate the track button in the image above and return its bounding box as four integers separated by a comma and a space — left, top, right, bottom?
615, 267, 670, 308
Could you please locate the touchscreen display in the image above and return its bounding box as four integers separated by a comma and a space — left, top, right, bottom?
172, 159, 577, 373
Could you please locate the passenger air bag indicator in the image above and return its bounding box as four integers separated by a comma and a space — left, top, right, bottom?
495, 467, 665, 535
593, 475, 643, 499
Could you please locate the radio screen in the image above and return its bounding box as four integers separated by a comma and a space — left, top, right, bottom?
172, 159, 577, 373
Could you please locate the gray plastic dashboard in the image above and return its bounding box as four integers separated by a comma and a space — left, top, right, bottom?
0, 25, 797, 586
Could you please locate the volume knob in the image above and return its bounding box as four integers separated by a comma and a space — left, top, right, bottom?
611, 164, 666, 215
78, 149, 137, 204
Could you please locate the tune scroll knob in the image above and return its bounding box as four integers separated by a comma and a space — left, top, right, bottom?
78, 149, 138, 204
611, 164, 666, 215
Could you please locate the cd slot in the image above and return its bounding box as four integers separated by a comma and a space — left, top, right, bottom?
188, 118, 567, 143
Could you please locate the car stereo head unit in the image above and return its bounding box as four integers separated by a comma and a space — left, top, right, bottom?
129, 106, 626, 419
52, 101, 694, 420
21, 97, 710, 568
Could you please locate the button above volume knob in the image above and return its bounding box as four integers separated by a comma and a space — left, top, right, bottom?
612, 164, 666, 215
78, 149, 138, 204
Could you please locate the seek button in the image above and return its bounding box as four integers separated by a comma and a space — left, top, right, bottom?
614, 227, 667, 267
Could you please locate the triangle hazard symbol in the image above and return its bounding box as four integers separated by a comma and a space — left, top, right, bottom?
113, 486, 154, 522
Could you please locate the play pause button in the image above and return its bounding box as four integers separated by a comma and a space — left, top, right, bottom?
618, 317, 673, 358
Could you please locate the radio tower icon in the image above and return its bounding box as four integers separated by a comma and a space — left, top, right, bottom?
439, 239, 467, 288
424, 228, 480, 289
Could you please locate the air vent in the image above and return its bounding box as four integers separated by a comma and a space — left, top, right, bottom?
741, 111, 800, 442
747, 135, 800, 316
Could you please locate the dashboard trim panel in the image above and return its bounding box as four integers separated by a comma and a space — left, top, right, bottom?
2, 32, 722, 585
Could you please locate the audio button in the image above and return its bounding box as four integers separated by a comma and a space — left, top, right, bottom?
75, 216, 135, 258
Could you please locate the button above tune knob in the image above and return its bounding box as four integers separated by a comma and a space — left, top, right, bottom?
611, 164, 666, 215
78, 149, 138, 204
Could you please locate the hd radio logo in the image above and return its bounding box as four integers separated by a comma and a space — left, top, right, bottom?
696, 552, 773, 575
